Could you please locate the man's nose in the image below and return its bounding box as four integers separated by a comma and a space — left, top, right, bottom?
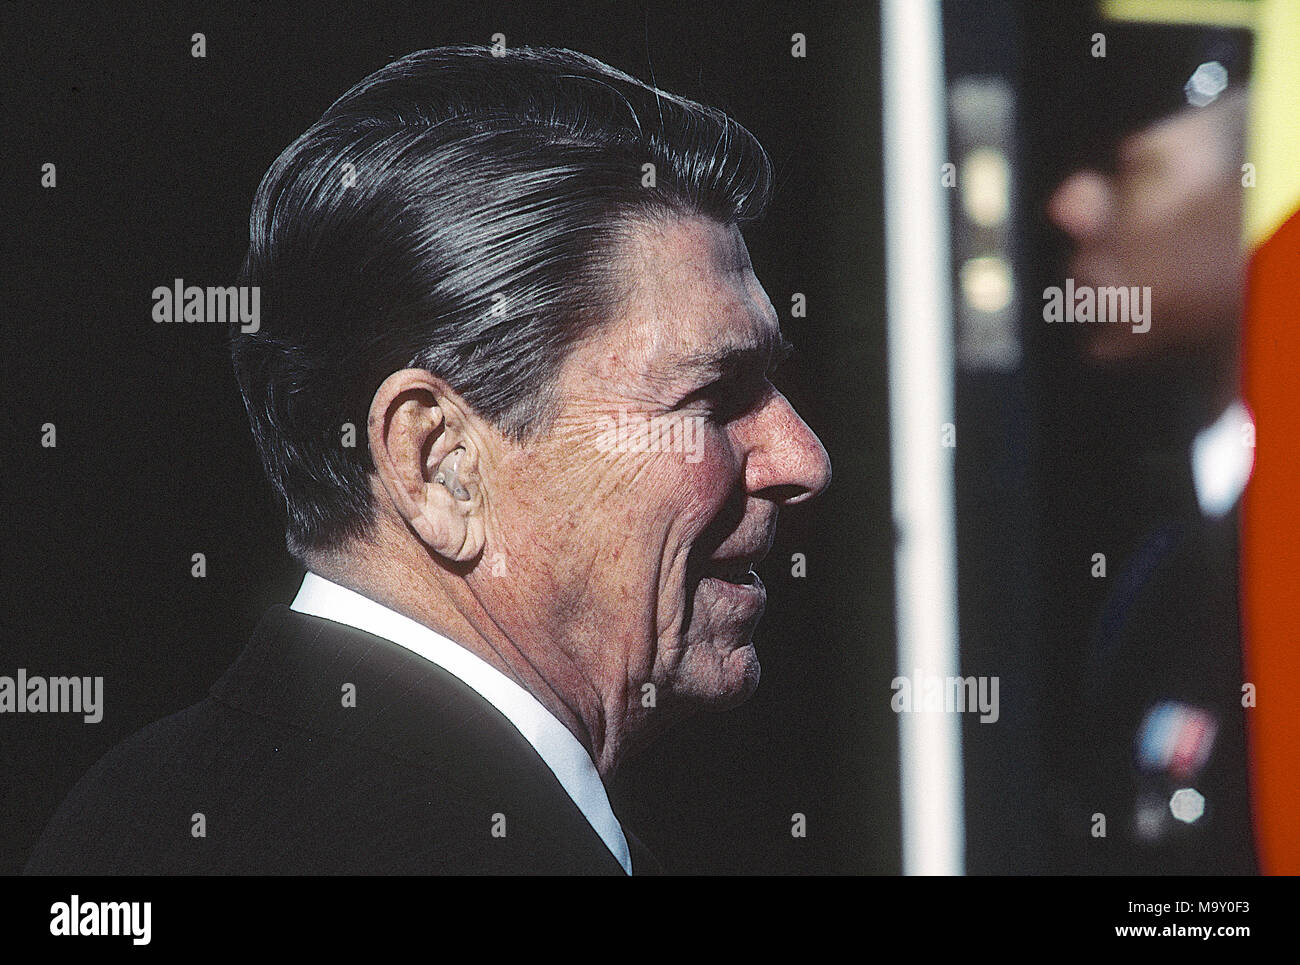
741, 391, 832, 506
1047, 169, 1113, 242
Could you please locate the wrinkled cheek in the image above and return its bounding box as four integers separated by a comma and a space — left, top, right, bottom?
677, 427, 741, 514
621, 429, 741, 675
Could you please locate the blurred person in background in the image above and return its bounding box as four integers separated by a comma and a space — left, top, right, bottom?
1043, 20, 1257, 874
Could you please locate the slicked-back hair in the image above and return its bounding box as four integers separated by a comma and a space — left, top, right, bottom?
231, 45, 773, 559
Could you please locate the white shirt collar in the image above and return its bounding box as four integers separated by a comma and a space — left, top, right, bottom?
289, 571, 631, 874
1191, 399, 1254, 519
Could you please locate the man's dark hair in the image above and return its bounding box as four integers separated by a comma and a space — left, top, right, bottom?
231, 45, 772, 560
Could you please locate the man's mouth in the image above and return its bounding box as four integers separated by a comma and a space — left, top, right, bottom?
685, 503, 776, 611
701, 559, 760, 585
696, 547, 769, 611
696, 561, 767, 617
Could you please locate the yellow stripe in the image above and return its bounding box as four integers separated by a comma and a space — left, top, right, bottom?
1100, 0, 1260, 28
1245, 0, 1300, 245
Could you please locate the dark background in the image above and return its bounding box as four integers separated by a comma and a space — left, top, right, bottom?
2, 0, 896, 875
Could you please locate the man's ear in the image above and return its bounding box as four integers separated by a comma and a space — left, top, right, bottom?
367, 368, 486, 563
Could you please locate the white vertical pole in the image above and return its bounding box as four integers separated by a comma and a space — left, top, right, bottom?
880, 0, 965, 875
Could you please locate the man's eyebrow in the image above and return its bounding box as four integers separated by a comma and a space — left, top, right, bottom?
668, 329, 795, 383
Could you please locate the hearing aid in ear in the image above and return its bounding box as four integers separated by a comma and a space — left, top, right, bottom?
434, 448, 470, 501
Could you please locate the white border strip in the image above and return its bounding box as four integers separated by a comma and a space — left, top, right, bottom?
881, 0, 965, 876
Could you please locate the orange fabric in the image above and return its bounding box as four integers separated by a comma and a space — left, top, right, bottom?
1242, 205, 1300, 875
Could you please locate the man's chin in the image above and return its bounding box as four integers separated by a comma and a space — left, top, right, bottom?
1081, 332, 1155, 367
710, 658, 761, 711
672, 573, 767, 708
676, 639, 762, 711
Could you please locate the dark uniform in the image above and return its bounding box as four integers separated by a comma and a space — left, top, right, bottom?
1068, 503, 1256, 873
1045, 17, 1258, 874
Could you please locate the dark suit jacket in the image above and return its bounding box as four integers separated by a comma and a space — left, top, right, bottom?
24, 605, 660, 875
1063, 508, 1256, 874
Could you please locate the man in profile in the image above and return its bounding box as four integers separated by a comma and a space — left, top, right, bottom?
1044, 21, 1256, 873
25, 45, 830, 875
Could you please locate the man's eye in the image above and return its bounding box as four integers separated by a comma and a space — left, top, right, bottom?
704, 377, 769, 422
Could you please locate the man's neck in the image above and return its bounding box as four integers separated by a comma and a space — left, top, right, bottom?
304, 534, 627, 778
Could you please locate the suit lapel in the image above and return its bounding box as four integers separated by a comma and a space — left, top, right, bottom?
211, 605, 627, 874
624, 827, 665, 875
